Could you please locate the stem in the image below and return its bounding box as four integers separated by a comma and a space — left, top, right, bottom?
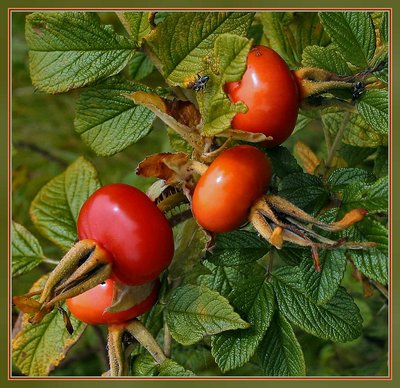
326, 112, 350, 168
125, 319, 167, 365
107, 325, 125, 376
163, 322, 172, 358
370, 280, 389, 300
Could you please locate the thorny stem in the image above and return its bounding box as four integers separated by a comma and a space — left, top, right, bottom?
326, 111, 351, 168
125, 319, 167, 365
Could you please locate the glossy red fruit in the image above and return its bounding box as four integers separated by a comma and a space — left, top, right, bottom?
66, 279, 159, 325
225, 45, 299, 147
192, 145, 272, 233
77, 184, 174, 285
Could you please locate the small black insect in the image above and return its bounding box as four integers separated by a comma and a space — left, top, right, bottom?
352, 81, 365, 101
191, 74, 209, 91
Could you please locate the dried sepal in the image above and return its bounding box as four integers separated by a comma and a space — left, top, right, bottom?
265, 195, 368, 232
249, 195, 374, 272
216, 128, 271, 143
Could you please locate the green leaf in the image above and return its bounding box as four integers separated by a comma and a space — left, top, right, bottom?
293, 112, 315, 134
265, 146, 302, 178
327, 168, 375, 191
198, 260, 262, 298
172, 344, 214, 373
168, 218, 209, 283
165, 284, 249, 345
131, 353, 158, 376
380, 12, 389, 44
338, 144, 376, 166
260, 12, 329, 69
302, 45, 352, 75
211, 277, 275, 372
356, 90, 389, 135
144, 12, 254, 86
206, 230, 269, 266
373, 54, 388, 84
257, 312, 306, 376
159, 359, 196, 376
30, 157, 101, 250
374, 146, 388, 178
278, 173, 329, 214
273, 266, 363, 342
198, 34, 251, 136
75, 77, 156, 156
12, 221, 45, 277
319, 12, 376, 68
12, 276, 86, 376
341, 176, 388, 213
117, 12, 151, 43
167, 128, 193, 153
322, 112, 387, 148
26, 12, 134, 93
129, 51, 154, 80
276, 246, 308, 267
300, 250, 347, 305
343, 218, 388, 284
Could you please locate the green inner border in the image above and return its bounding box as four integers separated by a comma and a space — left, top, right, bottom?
3, 1, 398, 386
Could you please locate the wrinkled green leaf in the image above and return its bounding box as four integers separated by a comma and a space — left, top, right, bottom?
169, 218, 209, 282
328, 168, 375, 191
265, 146, 302, 178
198, 34, 251, 136
300, 250, 347, 305
341, 176, 388, 213
145, 12, 254, 86
211, 276, 275, 372
129, 51, 154, 80
322, 112, 387, 148
273, 266, 363, 342
117, 12, 151, 43
380, 12, 389, 44
12, 276, 86, 376
356, 90, 388, 135
198, 260, 262, 298
159, 359, 196, 376
131, 353, 158, 376
206, 230, 269, 266
257, 312, 306, 376
26, 12, 134, 93
319, 12, 376, 68
30, 157, 101, 250
74, 77, 156, 156
343, 217, 388, 284
278, 173, 329, 214
12, 221, 45, 277
302, 45, 352, 75
260, 12, 329, 69
165, 284, 249, 345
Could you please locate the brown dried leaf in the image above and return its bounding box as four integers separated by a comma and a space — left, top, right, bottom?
137, 152, 190, 186
126, 91, 202, 151
12, 295, 41, 314
217, 128, 271, 143
294, 141, 321, 174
